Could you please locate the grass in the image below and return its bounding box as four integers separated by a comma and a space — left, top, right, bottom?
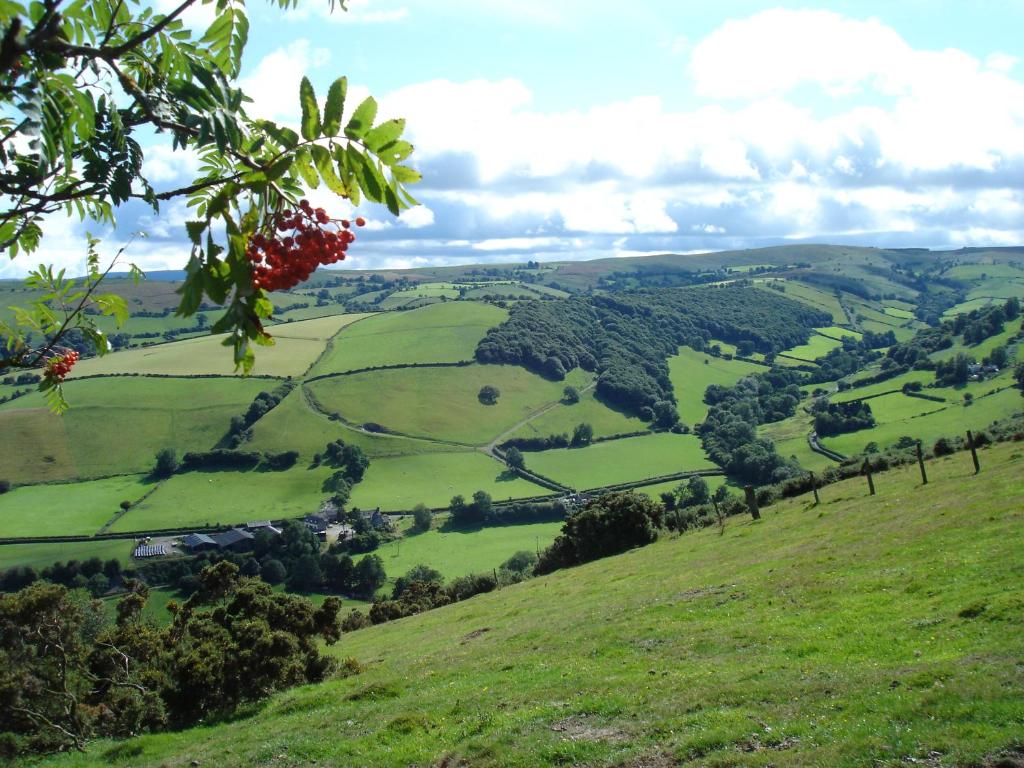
359, 514, 563, 587
821, 386, 1023, 455
0, 377, 269, 480
0, 539, 134, 571
109, 465, 336, 532
758, 412, 837, 472
309, 302, 507, 375
524, 433, 714, 490
70, 314, 367, 378
632, 475, 729, 501
247, 386, 458, 461
883, 306, 915, 320
37, 441, 1024, 767
781, 331, 844, 362
508, 387, 640, 441
0, 474, 155, 537
757, 279, 846, 322
308, 364, 591, 446
667, 347, 763, 425
815, 325, 862, 341
931, 317, 1022, 363
349, 452, 547, 511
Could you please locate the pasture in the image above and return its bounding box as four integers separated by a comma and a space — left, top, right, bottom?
523, 432, 714, 490
667, 347, 763, 425
758, 412, 837, 472
109, 465, 336, 532
43, 443, 1024, 768
0, 474, 155, 537
247, 387, 455, 460
360, 516, 563, 586
931, 317, 1022, 363
757, 279, 846, 323
309, 302, 507, 375
308, 364, 590, 445
0, 377, 269, 480
883, 306, 915, 320
0, 539, 134, 572
815, 325, 862, 341
781, 331, 844, 362
69, 313, 366, 377
820, 387, 1022, 456
348, 451, 546, 511
509, 387, 640, 441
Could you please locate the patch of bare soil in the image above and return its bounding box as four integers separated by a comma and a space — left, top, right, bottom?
550, 715, 628, 743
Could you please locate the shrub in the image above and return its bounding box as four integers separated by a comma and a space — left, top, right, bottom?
478, 385, 500, 405
535, 492, 663, 574
0, 480, 10, 494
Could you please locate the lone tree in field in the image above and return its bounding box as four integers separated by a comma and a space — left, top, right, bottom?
562, 386, 580, 404
478, 385, 500, 405
504, 446, 525, 471
0, 0, 424, 410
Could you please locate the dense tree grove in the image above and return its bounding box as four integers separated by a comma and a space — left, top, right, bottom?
534, 492, 663, 574
476, 285, 829, 421
812, 400, 876, 437
805, 331, 896, 383
0, 563, 341, 756
698, 369, 804, 485
887, 299, 1018, 371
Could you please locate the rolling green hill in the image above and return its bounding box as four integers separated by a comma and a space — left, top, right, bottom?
34, 441, 1024, 768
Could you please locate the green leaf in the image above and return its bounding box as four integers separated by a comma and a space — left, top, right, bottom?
294, 148, 320, 189
365, 118, 404, 153
299, 76, 321, 141
185, 220, 206, 245
322, 76, 347, 136
94, 293, 128, 326
390, 165, 422, 184
377, 140, 414, 166
344, 96, 377, 140
310, 144, 347, 196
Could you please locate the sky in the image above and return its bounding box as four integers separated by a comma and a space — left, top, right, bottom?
11, 0, 1024, 276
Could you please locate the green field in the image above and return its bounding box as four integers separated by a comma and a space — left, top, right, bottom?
0, 377, 269, 482
349, 451, 546, 511
666, 347, 763, 425
758, 412, 837, 472
833, 369, 935, 403
631, 474, 729, 502
70, 314, 366, 378
308, 365, 590, 445
109, 465, 336, 532
781, 331, 844, 361
247, 386, 456, 460
509, 387, 640, 441
360, 515, 563, 587
821, 387, 1023, 455
39, 441, 1024, 767
0, 538, 135, 572
309, 302, 507, 375
883, 306, 915, 319
524, 432, 714, 490
815, 325, 862, 341
859, 391, 947, 423
931, 317, 1022, 363
757, 279, 846, 323
0, 474, 156, 537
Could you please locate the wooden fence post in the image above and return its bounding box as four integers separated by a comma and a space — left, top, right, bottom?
712, 499, 725, 535
743, 485, 761, 520
862, 460, 876, 496
809, 471, 820, 505
966, 430, 981, 474
916, 440, 928, 485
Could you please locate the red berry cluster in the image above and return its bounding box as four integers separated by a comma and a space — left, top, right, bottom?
45, 350, 80, 382
248, 199, 366, 292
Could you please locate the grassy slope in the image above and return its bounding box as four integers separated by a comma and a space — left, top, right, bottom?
109, 465, 336, 532
69, 313, 366, 378
0, 474, 155, 537
0, 539, 134, 571
308, 365, 591, 446
822, 387, 1023, 455
509, 387, 640, 441
349, 452, 545, 511
360, 515, 563, 588
40, 441, 1024, 768
0, 378, 269, 481
246, 386, 456, 460
524, 433, 714, 490
667, 348, 763, 425
309, 302, 507, 374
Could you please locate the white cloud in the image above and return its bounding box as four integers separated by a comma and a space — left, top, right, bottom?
284, 0, 409, 24
238, 40, 331, 123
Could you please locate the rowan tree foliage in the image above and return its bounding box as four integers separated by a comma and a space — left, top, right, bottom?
0, 0, 421, 409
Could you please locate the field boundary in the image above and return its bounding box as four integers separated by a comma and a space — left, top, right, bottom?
304, 360, 474, 384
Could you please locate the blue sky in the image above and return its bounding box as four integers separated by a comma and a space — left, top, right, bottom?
15, 0, 1024, 275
